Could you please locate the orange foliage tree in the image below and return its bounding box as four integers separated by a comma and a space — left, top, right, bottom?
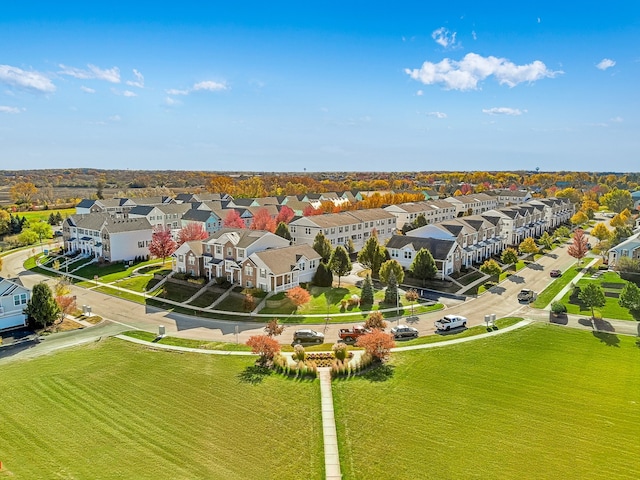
246, 335, 281, 366
223, 209, 246, 229
364, 311, 387, 331
250, 208, 277, 232
355, 330, 395, 362
567, 228, 589, 265
286, 286, 311, 310
177, 222, 208, 246
55, 295, 77, 324
275, 205, 295, 224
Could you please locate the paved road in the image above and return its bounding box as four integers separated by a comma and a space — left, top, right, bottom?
1, 236, 636, 363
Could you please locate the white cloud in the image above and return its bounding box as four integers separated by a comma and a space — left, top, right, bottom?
431, 27, 458, 48
596, 58, 616, 70
472, 31, 477, 41
166, 80, 228, 96
109, 115, 121, 122
482, 107, 526, 116
405, 52, 562, 91
416, 90, 424, 96
123, 90, 137, 97
0, 105, 22, 114
610, 116, 623, 123
428, 111, 447, 118
164, 96, 182, 106
193, 80, 228, 92
126, 69, 144, 88
80, 86, 96, 93
58, 64, 120, 83
0, 64, 56, 93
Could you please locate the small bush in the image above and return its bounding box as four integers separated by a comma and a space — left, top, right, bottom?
551, 301, 567, 315
332, 342, 348, 361
293, 344, 306, 362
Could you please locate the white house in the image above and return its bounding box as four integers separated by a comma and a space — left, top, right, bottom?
608, 231, 640, 267
0, 277, 30, 331
386, 235, 461, 279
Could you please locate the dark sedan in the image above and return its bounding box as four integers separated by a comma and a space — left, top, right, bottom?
549, 269, 562, 277
390, 325, 419, 339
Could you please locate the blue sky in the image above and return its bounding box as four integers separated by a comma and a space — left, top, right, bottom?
1, 2, 638, 172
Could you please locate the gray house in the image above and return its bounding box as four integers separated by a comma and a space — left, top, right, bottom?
0, 277, 30, 331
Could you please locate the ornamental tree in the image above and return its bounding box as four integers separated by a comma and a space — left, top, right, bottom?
364, 311, 387, 331
355, 330, 395, 363
275, 205, 295, 224
500, 247, 519, 266
578, 283, 606, 319
24, 282, 60, 329
223, 209, 246, 229
410, 248, 437, 286
554, 226, 571, 239
250, 208, 277, 232
148, 226, 177, 265
264, 318, 285, 337
570, 211, 589, 226
567, 228, 589, 265
405, 289, 419, 315
286, 286, 311, 310
619, 282, 640, 312
177, 222, 208, 246
591, 222, 611, 243
479, 259, 502, 277
537, 231, 554, 251
55, 294, 77, 325
379, 259, 404, 286
519, 237, 539, 255
328, 245, 352, 287
246, 335, 281, 366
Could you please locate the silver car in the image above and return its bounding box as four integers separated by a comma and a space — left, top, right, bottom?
293, 329, 325, 344
390, 325, 419, 339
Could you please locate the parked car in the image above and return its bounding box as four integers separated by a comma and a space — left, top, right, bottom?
338, 325, 371, 342
549, 269, 562, 277
434, 314, 467, 331
390, 325, 419, 339
517, 289, 535, 302
293, 329, 324, 344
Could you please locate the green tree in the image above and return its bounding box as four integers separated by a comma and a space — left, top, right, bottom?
0, 209, 10, 235
619, 282, 640, 312
24, 282, 61, 329
357, 236, 386, 277
578, 283, 606, 319
479, 258, 502, 277
18, 229, 39, 246
613, 225, 633, 245
500, 247, 519, 266
31, 221, 53, 246
360, 273, 375, 306
554, 226, 570, 239
379, 259, 404, 285
537, 231, 554, 251
313, 231, 332, 263
312, 262, 333, 287
412, 213, 427, 229
600, 189, 633, 213
519, 237, 539, 255
383, 270, 399, 305
410, 248, 437, 286
274, 222, 292, 241
345, 237, 355, 255
328, 245, 352, 287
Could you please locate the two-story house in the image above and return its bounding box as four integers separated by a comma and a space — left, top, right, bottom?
386, 236, 461, 279
442, 193, 498, 217
384, 199, 457, 230
0, 277, 30, 331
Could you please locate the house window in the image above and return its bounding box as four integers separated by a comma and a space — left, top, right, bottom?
14, 293, 27, 306
188, 256, 195, 265
260, 268, 267, 278
238, 250, 244, 259
305, 227, 312, 235
227, 248, 232, 257
179, 255, 184, 262
138, 241, 145, 248
309, 260, 316, 269
404, 251, 412, 259
339, 227, 343, 233
215, 245, 222, 255
331, 228, 335, 234
299, 262, 306, 271
245, 265, 253, 275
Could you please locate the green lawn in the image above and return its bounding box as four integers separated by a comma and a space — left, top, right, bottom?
531, 263, 581, 308
333, 323, 640, 479
17, 207, 75, 223
0, 339, 323, 479
559, 271, 639, 320
122, 330, 251, 351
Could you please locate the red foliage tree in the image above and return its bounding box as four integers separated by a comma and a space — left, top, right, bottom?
286, 286, 311, 310
250, 208, 277, 232
567, 228, 589, 264
223, 209, 246, 229
148, 226, 177, 265
302, 205, 322, 216
55, 295, 76, 324
275, 205, 295, 224
355, 330, 395, 362
177, 222, 208, 246
246, 335, 281, 366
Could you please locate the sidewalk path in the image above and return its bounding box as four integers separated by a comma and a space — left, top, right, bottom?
318, 367, 342, 480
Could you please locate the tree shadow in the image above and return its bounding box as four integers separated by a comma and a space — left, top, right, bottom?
237, 365, 272, 385
546, 253, 558, 259
404, 316, 419, 325
578, 318, 593, 328
362, 363, 394, 382
527, 263, 544, 271
506, 275, 525, 284
593, 318, 614, 332
549, 312, 568, 325
488, 285, 506, 295
592, 331, 620, 347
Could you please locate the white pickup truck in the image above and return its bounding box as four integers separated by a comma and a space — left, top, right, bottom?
434, 314, 467, 331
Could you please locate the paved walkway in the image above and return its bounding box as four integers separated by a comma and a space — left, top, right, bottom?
318, 368, 342, 480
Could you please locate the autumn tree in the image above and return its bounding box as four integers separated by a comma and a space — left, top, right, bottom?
313, 231, 332, 263
24, 282, 60, 329
567, 228, 589, 265
243, 293, 256, 312
357, 236, 386, 277
580, 199, 599, 219
148, 226, 177, 265
206, 174, 236, 195
0, 209, 10, 235
302, 205, 322, 216
479, 259, 502, 277
274, 222, 292, 240
275, 205, 295, 224
519, 237, 539, 255
177, 222, 208, 246
570, 211, 589, 226
360, 273, 375, 306
286, 286, 311, 310
578, 283, 606, 319
609, 213, 628, 228
55, 294, 77, 325
18, 229, 39, 246
264, 318, 285, 337
600, 189, 633, 213
10, 181, 38, 205
554, 226, 570, 239
364, 311, 387, 331
246, 335, 281, 366
223, 209, 246, 229
379, 259, 404, 285
355, 330, 395, 363
501, 247, 519, 266
613, 225, 633, 245
619, 282, 640, 312
555, 187, 582, 204
537, 231, 554, 251
328, 245, 352, 287
405, 289, 419, 315
410, 248, 437, 286
591, 223, 611, 243
250, 208, 277, 232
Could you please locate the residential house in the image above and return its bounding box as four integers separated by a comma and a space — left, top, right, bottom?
384, 199, 457, 230
386, 236, 461, 279
486, 189, 533, 206
442, 193, 498, 217
608, 231, 640, 267
0, 277, 30, 331
180, 209, 223, 236
128, 203, 192, 232
241, 244, 321, 292
63, 213, 153, 262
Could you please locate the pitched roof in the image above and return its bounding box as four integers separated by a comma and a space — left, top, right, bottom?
250, 244, 321, 275
103, 217, 153, 234
386, 235, 457, 261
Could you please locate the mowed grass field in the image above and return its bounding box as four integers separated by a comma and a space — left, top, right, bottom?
0, 339, 323, 479
333, 323, 640, 479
